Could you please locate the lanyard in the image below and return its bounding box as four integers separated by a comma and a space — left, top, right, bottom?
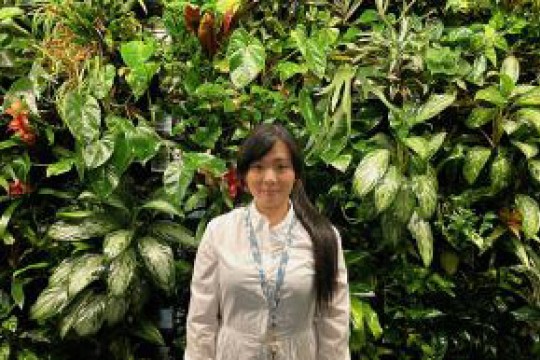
245, 206, 296, 324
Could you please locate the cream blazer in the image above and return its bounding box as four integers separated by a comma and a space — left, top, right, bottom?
184, 201, 350, 360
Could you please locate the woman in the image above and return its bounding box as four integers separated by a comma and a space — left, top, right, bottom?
184, 123, 350, 360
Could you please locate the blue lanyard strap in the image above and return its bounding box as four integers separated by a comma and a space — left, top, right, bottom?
246, 207, 296, 315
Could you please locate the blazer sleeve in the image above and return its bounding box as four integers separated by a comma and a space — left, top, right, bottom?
315, 228, 351, 360
184, 220, 220, 360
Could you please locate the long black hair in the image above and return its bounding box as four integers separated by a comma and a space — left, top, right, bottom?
236, 123, 338, 310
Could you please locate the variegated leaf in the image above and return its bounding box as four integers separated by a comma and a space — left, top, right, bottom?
516, 108, 540, 135
408, 211, 434, 267
49, 259, 75, 286
138, 236, 175, 294
30, 286, 68, 321
514, 87, 540, 106
352, 149, 390, 197
67, 255, 104, 299
529, 159, 540, 183
374, 166, 401, 213
512, 141, 538, 159
500, 55, 520, 84
413, 93, 456, 125
107, 249, 137, 296
412, 171, 438, 219
103, 230, 133, 259
490, 151, 511, 191
463, 146, 491, 184
104, 296, 128, 326
71, 293, 107, 336
391, 184, 416, 224
516, 194, 540, 239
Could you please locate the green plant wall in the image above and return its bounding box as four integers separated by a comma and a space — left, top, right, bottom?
2, 0, 540, 359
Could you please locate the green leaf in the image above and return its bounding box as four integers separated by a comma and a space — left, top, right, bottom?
71, 293, 106, 336
108, 249, 137, 296
465, 107, 497, 128
0, 7, 24, 20
475, 86, 507, 106
374, 166, 401, 213
404, 136, 430, 160
499, 74, 515, 98
516, 194, 540, 239
30, 286, 68, 321
412, 171, 438, 219
10, 278, 24, 310
68, 255, 104, 298
150, 221, 197, 247
125, 62, 160, 99
83, 134, 115, 169
103, 230, 133, 259
130, 121, 162, 164
515, 108, 540, 135
49, 259, 74, 286
0, 200, 21, 241
391, 185, 416, 224
291, 26, 335, 78
104, 296, 128, 326
352, 149, 390, 197
47, 215, 120, 241
46, 158, 75, 177
138, 236, 175, 294
529, 159, 540, 183
500, 55, 520, 84
490, 150, 511, 192
463, 146, 491, 184
120, 40, 155, 68
514, 86, 540, 106
163, 158, 193, 204
89, 63, 116, 100
58, 91, 101, 144
512, 141, 538, 159
141, 199, 182, 217
408, 211, 434, 267
275, 61, 307, 82
427, 132, 447, 159
88, 164, 122, 198
132, 318, 165, 346
227, 29, 266, 88
413, 93, 456, 125
299, 89, 319, 133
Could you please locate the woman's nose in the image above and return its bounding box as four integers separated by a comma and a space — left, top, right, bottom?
262, 168, 277, 182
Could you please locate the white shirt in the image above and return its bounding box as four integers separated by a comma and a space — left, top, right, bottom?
184, 201, 350, 360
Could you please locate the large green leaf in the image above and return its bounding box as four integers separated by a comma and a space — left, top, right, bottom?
413, 93, 456, 125
71, 293, 107, 336
67, 254, 104, 299
516, 108, 540, 135
49, 259, 75, 287
130, 120, 162, 164
88, 163, 122, 198
465, 107, 497, 129
138, 236, 175, 294
0, 200, 21, 242
516, 194, 540, 239
514, 86, 540, 106
108, 249, 137, 296
58, 91, 101, 144
403, 137, 430, 160
299, 88, 320, 134
353, 149, 390, 198
529, 159, 540, 183
30, 286, 68, 321
291, 26, 338, 78
132, 318, 165, 346
490, 150, 511, 192
412, 171, 438, 219
500, 55, 520, 84
463, 146, 491, 184
150, 221, 196, 247
120, 40, 155, 68
125, 62, 160, 99
47, 215, 120, 241
83, 134, 115, 169
374, 166, 401, 213
104, 296, 128, 326
475, 86, 507, 107
46, 158, 75, 177
408, 211, 434, 267
391, 185, 416, 224
103, 230, 133, 259
512, 141, 538, 159
88, 62, 116, 100
227, 29, 266, 88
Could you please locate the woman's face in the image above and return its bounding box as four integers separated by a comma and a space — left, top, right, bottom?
245, 140, 296, 215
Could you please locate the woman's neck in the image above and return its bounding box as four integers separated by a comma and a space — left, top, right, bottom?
255, 201, 290, 227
